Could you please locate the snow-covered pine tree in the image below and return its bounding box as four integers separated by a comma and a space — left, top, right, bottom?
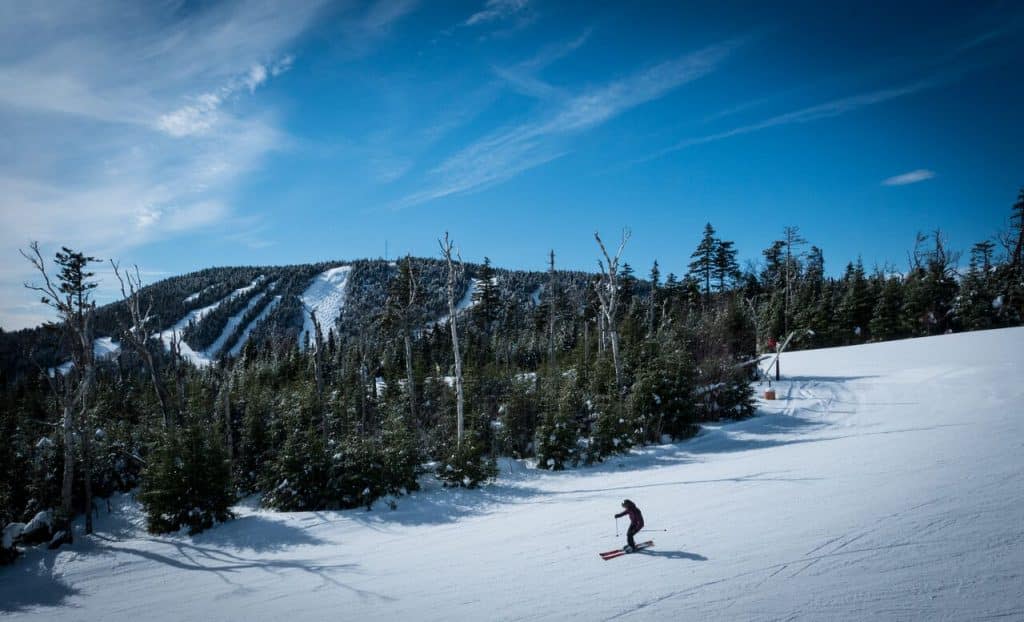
870, 274, 905, 340
139, 418, 233, 534
838, 259, 874, 343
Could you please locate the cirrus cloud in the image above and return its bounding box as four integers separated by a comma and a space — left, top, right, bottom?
883, 169, 936, 186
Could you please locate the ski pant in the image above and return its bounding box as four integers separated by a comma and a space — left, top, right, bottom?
627, 525, 641, 548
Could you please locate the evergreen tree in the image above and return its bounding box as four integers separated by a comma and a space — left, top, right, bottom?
472, 257, 501, 331
838, 259, 874, 342
956, 241, 998, 330
534, 379, 583, 470
647, 260, 661, 335
139, 420, 233, 534
712, 239, 740, 292
1010, 188, 1024, 269
629, 342, 697, 443
870, 274, 905, 340
903, 231, 959, 335
689, 223, 719, 300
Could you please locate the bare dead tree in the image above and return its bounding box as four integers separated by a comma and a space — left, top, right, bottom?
594, 228, 630, 389
1012, 188, 1024, 268
306, 306, 327, 438
220, 361, 235, 461
384, 255, 420, 423
168, 331, 186, 423
401, 256, 418, 423
111, 261, 172, 428
907, 231, 928, 273
782, 225, 806, 336
20, 242, 101, 539
439, 232, 465, 447
547, 250, 557, 370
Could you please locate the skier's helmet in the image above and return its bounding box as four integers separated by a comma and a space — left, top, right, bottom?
622, 499, 633, 508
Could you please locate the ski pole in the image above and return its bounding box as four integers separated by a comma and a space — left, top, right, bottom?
615, 516, 620, 537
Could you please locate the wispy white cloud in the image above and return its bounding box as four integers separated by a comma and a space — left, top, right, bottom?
0, 0, 328, 329
156, 59, 292, 138
465, 0, 530, 26
653, 78, 937, 157
395, 40, 739, 209
883, 169, 936, 186
336, 0, 420, 56
491, 29, 592, 100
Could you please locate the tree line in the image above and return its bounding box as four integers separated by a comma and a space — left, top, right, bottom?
1, 188, 1021, 562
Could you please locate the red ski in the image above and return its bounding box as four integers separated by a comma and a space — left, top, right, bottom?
599, 540, 654, 560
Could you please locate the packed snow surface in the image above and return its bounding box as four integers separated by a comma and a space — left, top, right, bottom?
3, 328, 1023, 620
298, 266, 351, 349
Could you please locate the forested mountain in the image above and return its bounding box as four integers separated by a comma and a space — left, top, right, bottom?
2, 189, 1022, 560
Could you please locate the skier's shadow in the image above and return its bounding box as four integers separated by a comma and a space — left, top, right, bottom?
637, 549, 708, 561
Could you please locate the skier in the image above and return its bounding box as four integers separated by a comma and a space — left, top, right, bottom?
615, 499, 644, 552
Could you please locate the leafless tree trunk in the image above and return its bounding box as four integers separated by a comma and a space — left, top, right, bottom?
782, 226, 806, 337
79, 304, 96, 534
220, 363, 235, 461
404, 331, 415, 417
402, 256, 419, 423
547, 250, 557, 370
594, 229, 630, 389
439, 232, 465, 447
583, 320, 590, 364
111, 261, 171, 428
59, 379, 75, 538
168, 332, 187, 423
21, 242, 101, 542
307, 307, 326, 437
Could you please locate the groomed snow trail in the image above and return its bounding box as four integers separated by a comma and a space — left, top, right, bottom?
298, 266, 351, 349
3, 328, 1022, 621
156, 276, 264, 367
229, 294, 282, 357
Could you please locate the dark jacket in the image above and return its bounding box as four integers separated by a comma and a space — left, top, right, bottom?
615, 504, 644, 529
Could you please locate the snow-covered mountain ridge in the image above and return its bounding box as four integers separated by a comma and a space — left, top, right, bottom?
2, 258, 598, 371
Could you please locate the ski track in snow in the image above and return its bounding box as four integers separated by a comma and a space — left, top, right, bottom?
229, 295, 282, 357
298, 266, 352, 349
424, 277, 486, 330
204, 292, 267, 357
157, 276, 264, 367
4, 328, 1024, 621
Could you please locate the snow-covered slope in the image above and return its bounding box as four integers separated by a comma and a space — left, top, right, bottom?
156, 276, 264, 367
298, 266, 351, 349
4, 328, 1023, 620
229, 295, 282, 357
424, 277, 484, 329
49, 337, 123, 376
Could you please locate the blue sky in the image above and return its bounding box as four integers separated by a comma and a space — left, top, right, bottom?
2, 0, 1023, 329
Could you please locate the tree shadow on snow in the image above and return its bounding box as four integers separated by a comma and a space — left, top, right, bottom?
0, 549, 81, 613
777, 374, 879, 383
342, 479, 547, 528
89, 539, 393, 602
192, 514, 328, 553
637, 549, 708, 562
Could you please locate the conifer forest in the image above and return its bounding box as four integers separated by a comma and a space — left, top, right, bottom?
1, 189, 1022, 558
